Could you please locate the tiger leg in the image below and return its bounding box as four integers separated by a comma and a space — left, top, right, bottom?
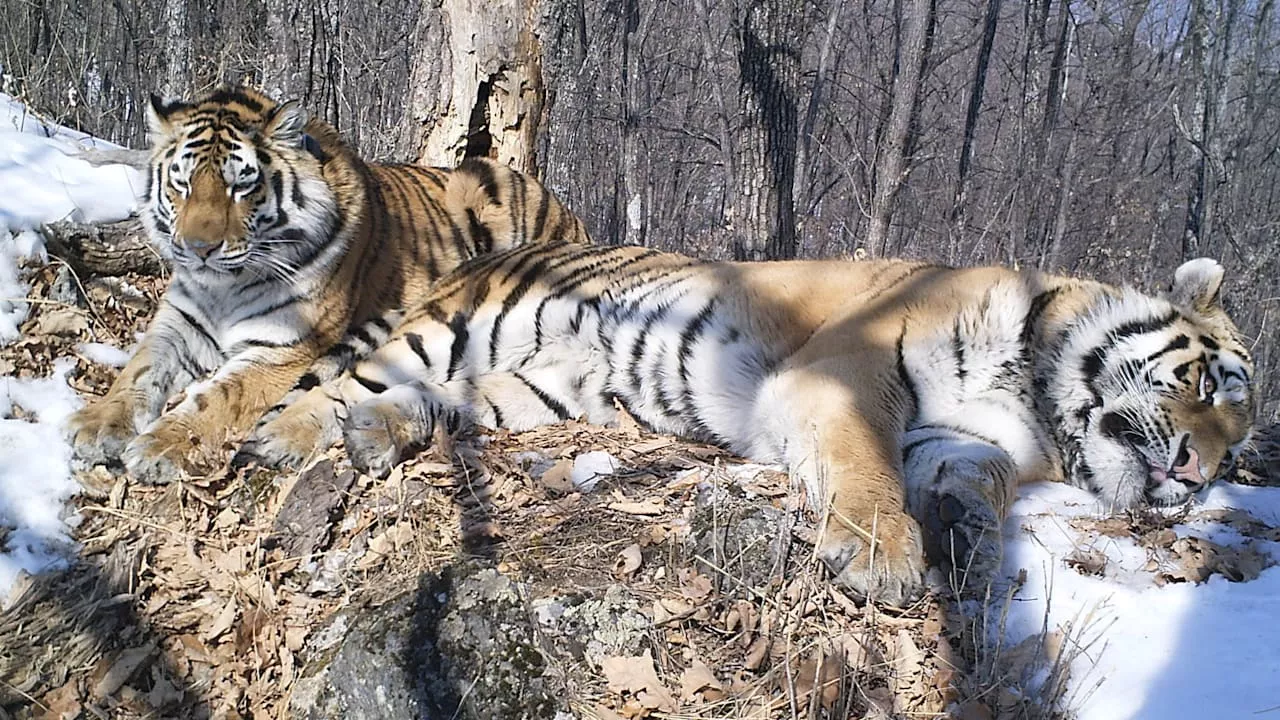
122, 346, 315, 484
902, 428, 1015, 594
342, 367, 601, 477
250, 309, 404, 432
67, 302, 218, 469
757, 357, 925, 607
902, 398, 1049, 595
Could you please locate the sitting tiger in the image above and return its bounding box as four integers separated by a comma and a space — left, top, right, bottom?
66, 86, 587, 484
240, 240, 1255, 605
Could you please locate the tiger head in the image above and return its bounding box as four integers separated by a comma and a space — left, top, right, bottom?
144, 86, 340, 280
1063, 259, 1255, 508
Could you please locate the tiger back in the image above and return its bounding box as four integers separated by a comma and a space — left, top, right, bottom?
66, 85, 588, 485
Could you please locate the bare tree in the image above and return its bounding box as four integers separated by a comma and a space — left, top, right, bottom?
866, 0, 937, 256
729, 0, 809, 260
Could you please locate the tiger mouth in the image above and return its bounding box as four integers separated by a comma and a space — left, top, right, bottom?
1141, 445, 1207, 501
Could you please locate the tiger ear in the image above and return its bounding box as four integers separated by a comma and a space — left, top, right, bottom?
266, 100, 308, 146
146, 93, 188, 143
1168, 258, 1225, 313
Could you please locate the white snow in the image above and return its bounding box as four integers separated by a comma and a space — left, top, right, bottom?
995, 481, 1280, 719
0, 93, 140, 601
570, 450, 620, 491
77, 341, 133, 368
0, 229, 48, 343
0, 359, 83, 594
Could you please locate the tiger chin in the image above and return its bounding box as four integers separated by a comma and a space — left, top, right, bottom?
65, 85, 587, 485
247, 242, 1255, 607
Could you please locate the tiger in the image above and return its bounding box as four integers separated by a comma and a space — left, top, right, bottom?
238, 241, 1255, 606
65, 85, 588, 485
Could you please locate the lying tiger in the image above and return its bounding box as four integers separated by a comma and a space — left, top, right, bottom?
238, 241, 1255, 605
66, 86, 587, 483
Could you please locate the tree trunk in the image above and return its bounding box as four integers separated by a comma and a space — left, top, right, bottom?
866, 0, 937, 256
729, 0, 807, 261
948, 0, 1001, 248
409, 0, 546, 173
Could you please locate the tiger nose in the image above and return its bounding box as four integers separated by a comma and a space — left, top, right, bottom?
183, 237, 221, 258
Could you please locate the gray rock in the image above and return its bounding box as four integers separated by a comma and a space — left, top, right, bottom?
290, 564, 654, 720
689, 488, 793, 593
290, 565, 563, 720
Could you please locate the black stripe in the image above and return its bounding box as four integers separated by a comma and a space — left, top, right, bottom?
1081, 310, 1180, 386
486, 395, 506, 428
952, 321, 967, 384
446, 313, 471, 381
353, 373, 388, 394
531, 186, 551, 241
864, 264, 938, 304
174, 305, 219, 351
1144, 334, 1191, 365
513, 372, 571, 421
239, 293, 304, 321
1020, 288, 1062, 345
296, 372, 320, 390
404, 332, 432, 368
488, 246, 598, 366
371, 316, 394, 333
629, 303, 673, 391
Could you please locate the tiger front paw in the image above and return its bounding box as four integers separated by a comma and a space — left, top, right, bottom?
917, 465, 1004, 594
342, 402, 405, 479
817, 512, 926, 608
233, 405, 341, 471
65, 399, 136, 470
122, 418, 219, 485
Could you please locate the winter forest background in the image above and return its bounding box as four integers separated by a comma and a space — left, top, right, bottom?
2, 0, 1278, 416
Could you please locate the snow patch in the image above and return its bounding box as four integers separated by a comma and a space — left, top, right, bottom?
0, 229, 48, 343
571, 451, 619, 492
996, 481, 1280, 719
78, 341, 133, 368
0, 359, 83, 600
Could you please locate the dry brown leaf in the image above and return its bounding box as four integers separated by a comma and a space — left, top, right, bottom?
41, 679, 83, 720
1158, 536, 1274, 584
587, 704, 629, 720
540, 459, 574, 493
955, 699, 995, 720
891, 629, 926, 712
608, 499, 665, 516
34, 306, 89, 336
678, 659, 724, 702
744, 636, 769, 670
628, 438, 674, 454
838, 630, 874, 668
1065, 547, 1107, 576
601, 650, 677, 713
789, 652, 843, 710
93, 645, 155, 699
612, 398, 644, 438
614, 543, 643, 577
203, 596, 238, 643
678, 567, 714, 601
